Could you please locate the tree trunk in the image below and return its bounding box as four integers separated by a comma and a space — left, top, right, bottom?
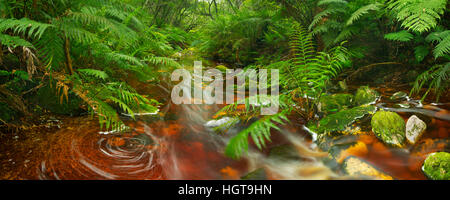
64, 35, 74, 75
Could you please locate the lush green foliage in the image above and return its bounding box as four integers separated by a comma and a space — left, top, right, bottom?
0, 0, 448, 161
0, 0, 186, 129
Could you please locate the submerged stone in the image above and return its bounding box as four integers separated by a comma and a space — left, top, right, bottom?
343, 156, 393, 180
133, 133, 154, 146
268, 145, 302, 161
371, 111, 405, 147
422, 152, 450, 180
389, 91, 408, 102
354, 86, 379, 106
406, 115, 427, 144
241, 168, 267, 180
318, 94, 353, 114
309, 105, 376, 134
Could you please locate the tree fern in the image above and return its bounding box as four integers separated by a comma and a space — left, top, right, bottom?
387, 0, 448, 33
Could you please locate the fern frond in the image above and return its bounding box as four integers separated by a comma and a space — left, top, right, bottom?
0, 18, 53, 39
144, 56, 181, 68
433, 33, 450, 58
107, 52, 144, 67
387, 0, 447, 33
58, 20, 99, 44
0, 33, 34, 48
346, 3, 382, 26
309, 7, 345, 30
290, 25, 315, 67
333, 26, 358, 44
384, 30, 414, 42
426, 30, 450, 58
78, 69, 109, 80
225, 112, 289, 159
411, 63, 449, 101
34, 30, 65, 69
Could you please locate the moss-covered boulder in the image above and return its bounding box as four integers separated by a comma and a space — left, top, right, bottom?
354, 86, 379, 106
308, 105, 377, 134
422, 152, 450, 180
318, 94, 353, 114
371, 111, 405, 147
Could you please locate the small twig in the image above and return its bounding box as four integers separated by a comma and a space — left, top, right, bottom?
22, 82, 46, 95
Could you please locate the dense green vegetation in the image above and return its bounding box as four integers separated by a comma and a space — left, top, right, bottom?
0, 0, 448, 160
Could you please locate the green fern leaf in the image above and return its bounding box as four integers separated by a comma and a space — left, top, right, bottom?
78, 69, 109, 80
384, 30, 414, 42
346, 3, 382, 26
387, 0, 447, 33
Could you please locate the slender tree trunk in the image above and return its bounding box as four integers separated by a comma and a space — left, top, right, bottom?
0, 45, 3, 65
64, 35, 74, 75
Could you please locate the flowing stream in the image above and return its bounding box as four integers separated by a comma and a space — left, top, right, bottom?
0, 66, 448, 180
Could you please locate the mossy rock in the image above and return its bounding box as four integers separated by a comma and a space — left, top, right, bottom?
354, 86, 379, 106
389, 91, 408, 102
308, 105, 376, 134
423, 152, 450, 180
34, 85, 83, 115
371, 111, 405, 147
318, 94, 354, 114
241, 168, 267, 180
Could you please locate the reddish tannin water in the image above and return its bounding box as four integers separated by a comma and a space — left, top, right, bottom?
0, 74, 448, 180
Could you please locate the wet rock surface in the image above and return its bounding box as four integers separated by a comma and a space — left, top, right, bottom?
343, 156, 393, 180
371, 111, 406, 147
309, 105, 376, 134
354, 86, 380, 106
389, 91, 408, 102
406, 115, 427, 144
422, 152, 450, 180
318, 94, 353, 114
